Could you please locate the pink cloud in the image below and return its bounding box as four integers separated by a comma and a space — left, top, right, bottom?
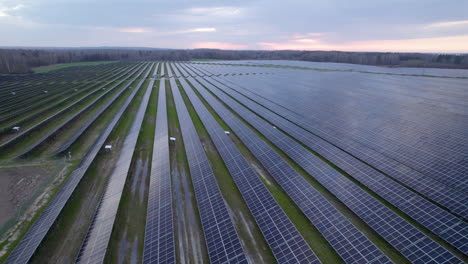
258, 35, 468, 53
192, 42, 248, 50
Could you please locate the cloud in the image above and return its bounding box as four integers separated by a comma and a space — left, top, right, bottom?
1, 0, 467, 52
0, 3, 24, 17
184, 7, 241, 17
185, 27, 216, 33
425, 20, 468, 29
192, 42, 247, 50
257, 35, 468, 53
294, 38, 320, 43
119, 27, 150, 33
116, 27, 216, 35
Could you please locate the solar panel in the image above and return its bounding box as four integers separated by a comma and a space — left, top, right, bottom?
179, 77, 322, 264
169, 78, 247, 263
142, 76, 176, 264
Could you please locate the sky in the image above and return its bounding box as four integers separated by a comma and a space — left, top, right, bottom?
1, 0, 468, 53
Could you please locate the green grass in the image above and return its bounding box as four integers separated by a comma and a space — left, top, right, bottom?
33, 61, 116, 73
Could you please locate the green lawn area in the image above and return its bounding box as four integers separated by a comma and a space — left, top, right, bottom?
33, 61, 117, 73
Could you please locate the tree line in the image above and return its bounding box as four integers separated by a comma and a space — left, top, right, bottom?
0, 48, 467, 74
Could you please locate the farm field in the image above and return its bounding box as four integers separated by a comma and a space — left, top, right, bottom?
0, 60, 467, 264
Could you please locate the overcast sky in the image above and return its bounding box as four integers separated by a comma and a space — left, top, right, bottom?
1, 0, 468, 52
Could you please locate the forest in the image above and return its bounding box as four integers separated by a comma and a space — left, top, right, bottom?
0, 47, 467, 74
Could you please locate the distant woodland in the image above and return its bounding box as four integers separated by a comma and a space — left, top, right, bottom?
1, 48, 467, 74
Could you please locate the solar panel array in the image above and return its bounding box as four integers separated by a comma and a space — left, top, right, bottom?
169, 78, 247, 263
3, 63, 150, 264
186, 76, 395, 263
179, 77, 321, 263
16, 63, 149, 158
215, 73, 468, 217
143, 77, 176, 264
206, 75, 468, 254
0, 62, 144, 151
0, 62, 132, 122
5, 61, 467, 263
76, 64, 155, 264
214, 71, 468, 194
55, 63, 145, 154
193, 75, 462, 263
185, 64, 468, 209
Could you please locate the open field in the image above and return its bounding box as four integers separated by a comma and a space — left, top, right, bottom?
0, 61, 467, 264
32, 61, 117, 73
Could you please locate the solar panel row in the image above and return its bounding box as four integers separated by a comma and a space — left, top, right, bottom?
206, 75, 468, 254
142, 77, 176, 264
169, 78, 247, 263
76, 63, 155, 264
179, 77, 322, 264
166, 63, 174, 78
195, 75, 462, 263
160, 62, 165, 78
3, 63, 150, 264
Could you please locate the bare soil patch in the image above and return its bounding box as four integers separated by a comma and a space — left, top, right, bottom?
0, 164, 59, 228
